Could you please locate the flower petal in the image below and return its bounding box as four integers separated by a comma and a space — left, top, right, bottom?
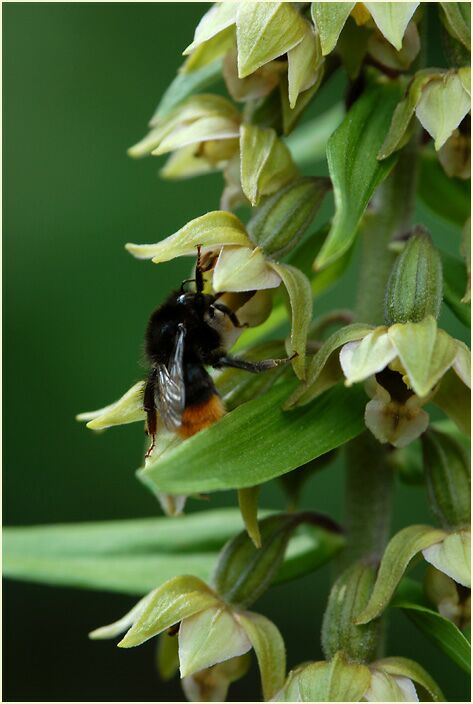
240, 123, 297, 206
423, 530, 471, 588
311, 2, 355, 56
236, 610, 286, 701
376, 656, 445, 701
236, 1, 306, 78
453, 340, 471, 388
178, 605, 251, 678
433, 368, 471, 437
223, 47, 283, 102
160, 145, 216, 180
126, 211, 251, 263
388, 317, 457, 398
340, 328, 396, 385
364, 2, 419, 50
287, 21, 323, 108
213, 246, 282, 292
153, 116, 240, 156
286, 323, 373, 407
76, 381, 146, 430
416, 72, 471, 151
365, 396, 430, 448
356, 525, 447, 624
181, 653, 250, 703
269, 262, 313, 380
364, 670, 418, 702
183, 2, 237, 55
89, 589, 156, 640
118, 575, 219, 648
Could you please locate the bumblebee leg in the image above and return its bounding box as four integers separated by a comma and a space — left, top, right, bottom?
144, 371, 157, 457
213, 354, 295, 373
211, 302, 249, 329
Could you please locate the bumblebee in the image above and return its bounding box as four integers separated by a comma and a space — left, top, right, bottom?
144, 247, 291, 455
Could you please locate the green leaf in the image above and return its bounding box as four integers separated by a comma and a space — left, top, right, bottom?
364, 2, 419, 51
236, 1, 306, 78
237, 611, 286, 701
269, 263, 313, 380
440, 2, 471, 51
150, 59, 223, 124
356, 525, 447, 624
375, 656, 445, 701
418, 150, 470, 226
441, 250, 471, 327
139, 380, 367, 494
3, 508, 344, 597
286, 324, 373, 408
311, 2, 355, 56
315, 82, 401, 270
391, 599, 471, 673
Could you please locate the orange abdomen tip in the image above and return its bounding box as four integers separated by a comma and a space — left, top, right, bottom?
178, 394, 225, 439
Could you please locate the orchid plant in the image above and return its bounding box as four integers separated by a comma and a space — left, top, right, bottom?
4, 2, 471, 702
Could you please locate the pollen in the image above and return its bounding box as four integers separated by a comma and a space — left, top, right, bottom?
177, 395, 225, 438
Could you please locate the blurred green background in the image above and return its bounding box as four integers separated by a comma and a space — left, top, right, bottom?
3, 3, 469, 701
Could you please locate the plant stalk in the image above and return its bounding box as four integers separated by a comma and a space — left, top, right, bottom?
336, 140, 419, 603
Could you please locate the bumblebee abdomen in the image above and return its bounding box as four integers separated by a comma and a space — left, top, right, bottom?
177, 393, 225, 438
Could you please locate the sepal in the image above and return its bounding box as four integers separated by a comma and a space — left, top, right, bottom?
356, 525, 447, 624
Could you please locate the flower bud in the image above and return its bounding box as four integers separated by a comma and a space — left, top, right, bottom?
321, 561, 381, 663
247, 177, 331, 258
212, 512, 341, 608
384, 227, 443, 325
421, 428, 471, 530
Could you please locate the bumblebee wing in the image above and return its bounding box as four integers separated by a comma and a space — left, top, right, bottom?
155, 324, 186, 431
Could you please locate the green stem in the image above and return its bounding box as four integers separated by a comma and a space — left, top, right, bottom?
336, 142, 419, 627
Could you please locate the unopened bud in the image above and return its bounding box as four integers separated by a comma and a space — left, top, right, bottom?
248, 177, 331, 258
421, 428, 471, 530
385, 227, 443, 325
212, 512, 340, 608
322, 561, 381, 663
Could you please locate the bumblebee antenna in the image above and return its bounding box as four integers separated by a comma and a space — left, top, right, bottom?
195, 244, 204, 293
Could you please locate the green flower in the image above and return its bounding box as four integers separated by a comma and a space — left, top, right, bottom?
183, 1, 323, 108
424, 565, 471, 629
273, 650, 443, 702
90, 574, 285, 701
128, 93, 241, 166
422, 529, 471, 589
313, 2, 420, 55
288, 316, 471, 446
379, 67, 471, 159
356, 525, 470, 628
